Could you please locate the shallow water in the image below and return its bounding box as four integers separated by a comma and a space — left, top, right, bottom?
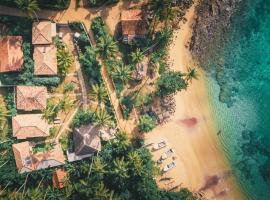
204, 0, 270, 199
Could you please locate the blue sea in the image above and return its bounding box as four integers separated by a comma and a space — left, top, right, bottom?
204, 0, 270, 199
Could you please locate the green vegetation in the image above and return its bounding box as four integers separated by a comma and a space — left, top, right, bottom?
0, 0, 71, 10
90, 84, 108, 106
156, 71, 188, 97
86, 0, 119, 7
139, 114, 157, 133
57, 46, 73, 79
15, 0, 40, 20
64, 82, 76, 93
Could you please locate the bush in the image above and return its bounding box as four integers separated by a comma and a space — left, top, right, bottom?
68, 22, 84, 32
139, 114, 157, 133
33, 77, 60, 87
156, 71, 187, 96
91, 17, 108, 39
86, 0, 119, 7
64, 83, 76, 93
71, 109, 95, 128
0, 0, 71, 10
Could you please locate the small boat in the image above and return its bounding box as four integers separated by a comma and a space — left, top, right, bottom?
152, 140, 167, 151
163, 161, 176, 172
157, 148, 174, 164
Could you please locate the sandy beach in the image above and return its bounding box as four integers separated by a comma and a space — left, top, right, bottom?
145, 4, 245, 200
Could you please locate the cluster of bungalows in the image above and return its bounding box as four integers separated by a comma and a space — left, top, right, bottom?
0, 21, 65, 177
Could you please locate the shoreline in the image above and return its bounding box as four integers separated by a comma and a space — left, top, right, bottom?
145, 3, 245, 200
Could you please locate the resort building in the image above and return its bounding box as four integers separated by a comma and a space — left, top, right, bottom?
16, 85, 47, 111
32, 21, 56, 45
121, 9, 147, 44
0, 36, 24, 73
12, 114, 50, 139
53, 169, 68, 189
73, 124, 101, 155
12, 141, 65, 173
33, 44, 57, 75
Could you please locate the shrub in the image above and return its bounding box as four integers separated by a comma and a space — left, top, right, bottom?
71, 109, 95, 128
156, 71, 187, 96
33, 77, 60, 87
91, 17, 107, 39
64, 83, 76, 93
86, 0, 119, 7
138, 114, 157, 133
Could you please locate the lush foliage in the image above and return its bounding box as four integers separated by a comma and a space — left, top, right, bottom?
139, 114, 157, 133
156, 71, 188, 96
57, 46, 73, 79
0, 0, 71, 10
86, 0, 119, 7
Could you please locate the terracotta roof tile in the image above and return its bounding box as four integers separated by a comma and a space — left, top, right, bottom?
53, 169, 68, 189
32, 21, 52, 45
16, 86, 47, 111
34, 44, 57, 75
12, 114, 50, 139
0, 36, 24, 72
121, 10, 147, 36
12, 142, 65, 173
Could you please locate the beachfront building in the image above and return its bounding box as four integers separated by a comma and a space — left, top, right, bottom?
53, 169, 68, 189
73, 124, 101, 155
33, 44, 57, 75
67, 124, 103, 162
32, 21, 56, 45
16, 85, 47, 111
0, 36, 24, 73
12, 141, 65, 173
12, 114, 50, 139
121, 9, 147, 44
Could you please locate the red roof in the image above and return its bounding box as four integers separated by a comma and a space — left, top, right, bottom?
16, 86, 47, 111
0, 36, 24, 72
121, 10, 147, 36
53, 169, 68, 189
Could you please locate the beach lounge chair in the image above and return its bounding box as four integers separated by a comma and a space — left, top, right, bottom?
152, 140, 167, 151
157, 148, 174, 164
163, 161, 176, 173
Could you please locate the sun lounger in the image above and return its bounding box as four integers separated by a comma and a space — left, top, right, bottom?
163, 161, 176, 173
152, 140, 167, 151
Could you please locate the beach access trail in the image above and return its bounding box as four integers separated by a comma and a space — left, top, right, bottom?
145, 3, 245, 200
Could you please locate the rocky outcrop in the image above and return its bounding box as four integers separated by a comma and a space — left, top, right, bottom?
190, 0, 241, 67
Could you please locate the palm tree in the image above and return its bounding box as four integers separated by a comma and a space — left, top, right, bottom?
94, 182, 111, 200
112, 131, 131, 152
130, 49, 144, 64
0, 104, 9, 123
185, 67, 199, 83
97, 35, 118, 60
15, 0, 40, 21
59, 97, 74, 113
90, 84, 107, 106
128, 151, 143, 176
57, 48, 73, 78
94, 108, 112, 127
112, 157, 129, 180
111, 63, 132, 85
92, 157, 107, 175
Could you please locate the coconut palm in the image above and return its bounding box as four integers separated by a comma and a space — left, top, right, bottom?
90, 84, 107, 106
185, 67, 199, 83
128, 151, 143, 176
94, 182, 111, 200
15, 0, 40, 21
130, 49, 144, 64
112, 157, 129, 180
94, 108, 112, 127
59, 97, 74, 113
112, 131, 131, 152
97, 35, 118, 60
57, 48, 73, 78
111, 63, 132, 85
92, 157, 107, 175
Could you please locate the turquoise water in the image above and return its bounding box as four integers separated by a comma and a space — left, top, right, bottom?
204, 0, 270, 199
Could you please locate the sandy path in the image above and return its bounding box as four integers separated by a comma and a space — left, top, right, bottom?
145, 4, 245, 200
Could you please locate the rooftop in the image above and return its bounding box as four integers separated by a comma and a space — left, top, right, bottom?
33, 44, 57, 75
12, 142, 65, 173
32, 21, 53, 45
12, 114, 50, 139
74, 124, 101, 156
16, 85, 47, 111
53, 169, 68, 189
121, 9, 147, 37
0, 36, 24, 73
